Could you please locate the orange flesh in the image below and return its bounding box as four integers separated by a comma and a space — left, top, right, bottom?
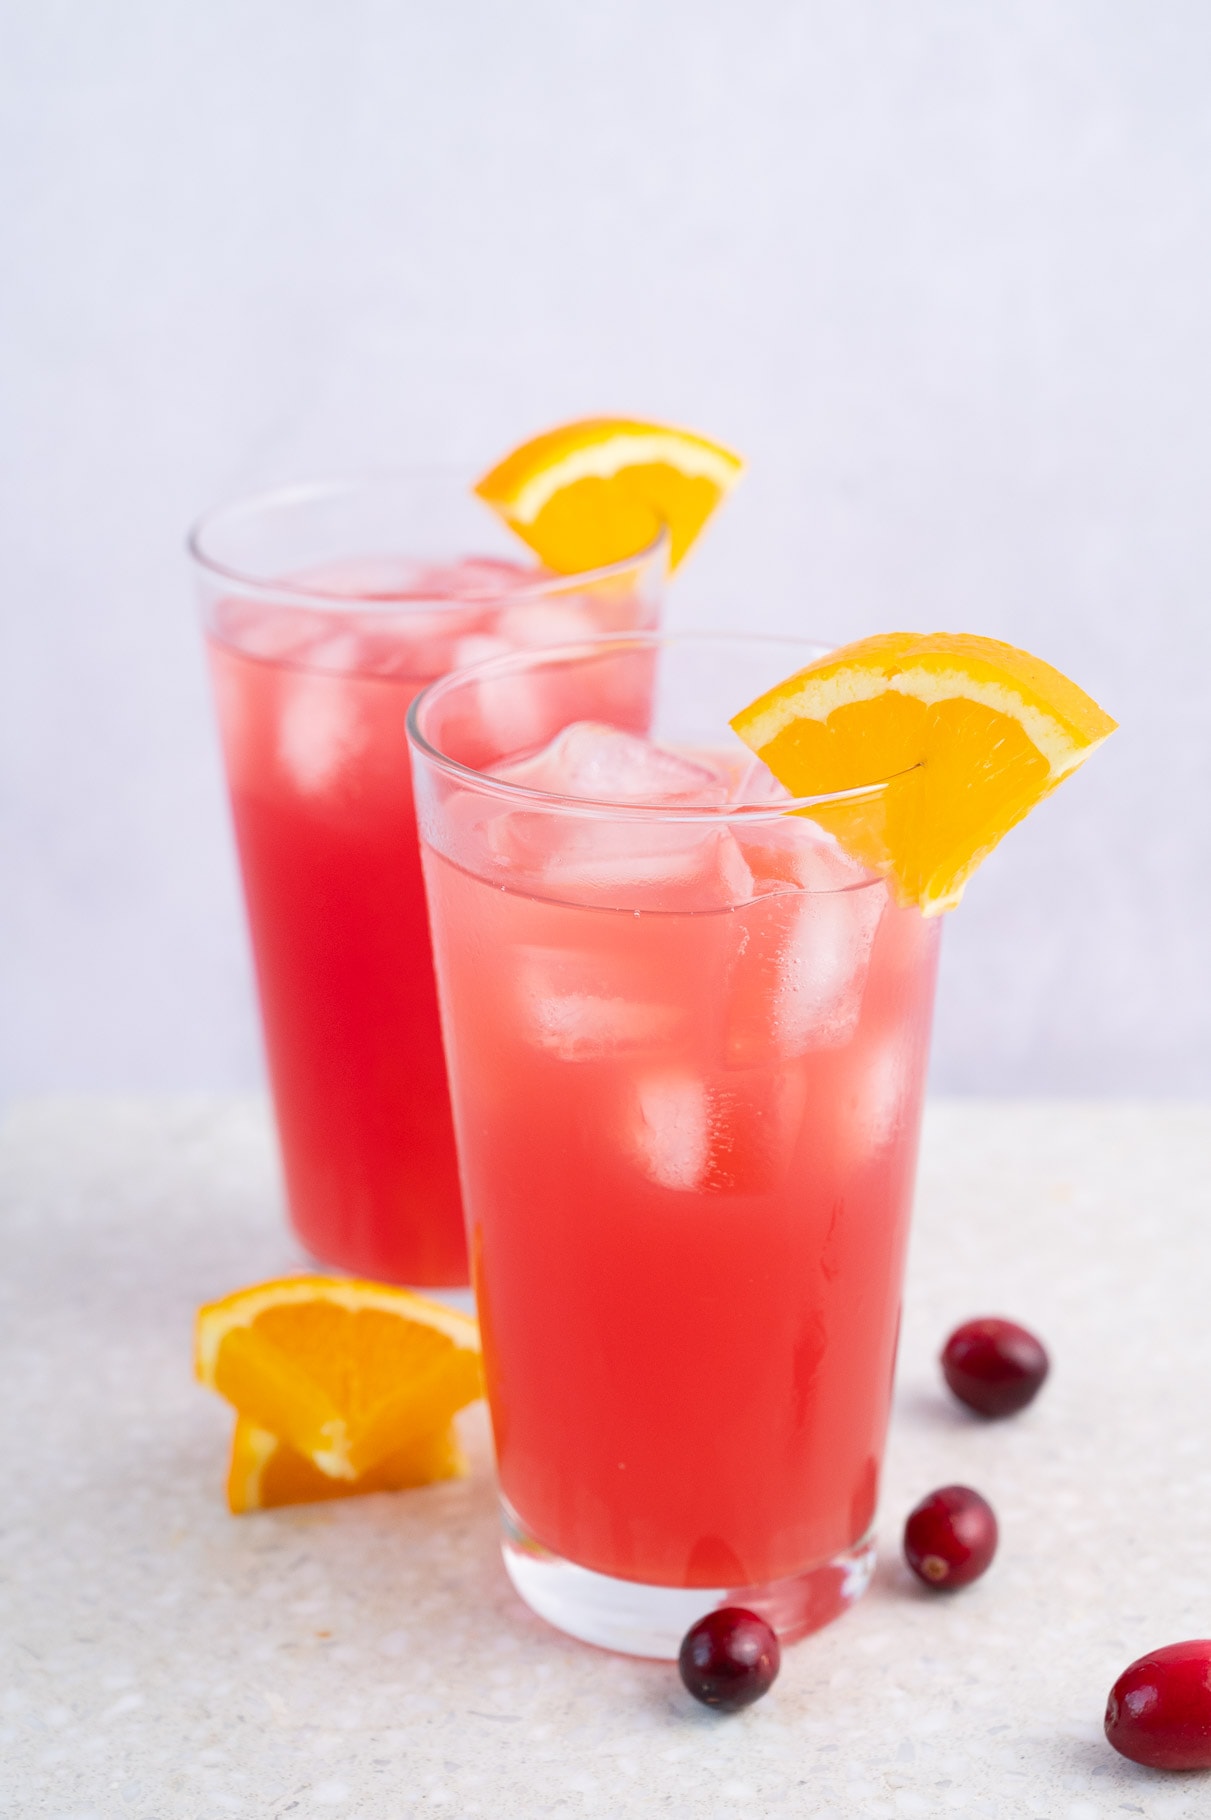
197, 1278, 482, 1480
474, 418, 743, 573
249, 1304, 456, 1421
732, 632, 1116, 913
226, 1418, 466, 1513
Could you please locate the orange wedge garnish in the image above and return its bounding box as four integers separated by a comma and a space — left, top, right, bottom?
475, 417, 744, 573
195, 1276, 482, 1481
731, 632, 1116, 914
225, 1415, 467, 1513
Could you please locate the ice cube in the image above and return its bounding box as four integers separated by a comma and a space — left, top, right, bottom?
301, 556, 538, 603
214, 599, 326, 663
627, 1067, 808, 1195
735, 811, 876, 898
493, 722, 730, 806
276, 671, 368, 795
458, 649, 553, 758
271, 623, 444, 682
454, 633, 513, 670
533, 824, 752, 913
729, 755, 794, 805
823, 1027, 918, 1182
494, 599, 598, 648
426, 557, 545, 600
292, 556, 419, 599
529, 992, 679, 1061
484, 811, 754, 911
856, 1033, 910, 1154
725, 879, 886, 1065
513, 944, 686, 1061
520, 979, 682, 1062
336, 610, 466, 679
482, 727, 752, 908
628, 1073, 710, 1191
296, 631, 375, 675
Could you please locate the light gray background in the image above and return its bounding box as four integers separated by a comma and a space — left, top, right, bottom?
3, 1, 1208, 1099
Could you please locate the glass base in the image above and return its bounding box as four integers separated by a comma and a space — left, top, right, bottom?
500, 1499, 876, 1659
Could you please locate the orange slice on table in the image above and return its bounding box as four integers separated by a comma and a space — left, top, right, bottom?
195, 1276, 482, 1481
225, 1415, 467, 1514
475, 417, 744, 573
731, 632, 1117, 915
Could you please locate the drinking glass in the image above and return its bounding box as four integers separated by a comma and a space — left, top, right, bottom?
408, 632, 941, 1654
190, 476, 668, 1287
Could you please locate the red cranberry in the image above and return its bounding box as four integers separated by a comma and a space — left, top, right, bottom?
678, 1607, 780, 1711
941, 1316, 1049, 1417
1105, 1641, 1211, 1770
903, 1485, 998, 1590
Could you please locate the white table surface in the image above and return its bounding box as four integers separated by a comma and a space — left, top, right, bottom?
3, 1097, 1210, 1820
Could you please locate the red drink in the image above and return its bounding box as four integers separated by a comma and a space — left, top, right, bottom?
193, 481, 665, 1286
425, 849, 937, 1581
409, 635, 941, 1653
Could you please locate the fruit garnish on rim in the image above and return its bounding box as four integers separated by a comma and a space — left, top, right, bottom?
474, 417, 744, 574
195, 1275, 482, 1483
730, 631, 1117, 914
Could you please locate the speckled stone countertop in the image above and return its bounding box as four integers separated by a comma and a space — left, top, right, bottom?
3, 1098, 1211, 1819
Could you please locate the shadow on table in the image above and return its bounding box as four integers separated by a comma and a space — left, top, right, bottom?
892, 1381, 986, 1433
1027, 1726, 1194, 1805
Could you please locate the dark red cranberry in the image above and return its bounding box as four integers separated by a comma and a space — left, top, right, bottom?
941, 1316, 1049, 1417
903, 1485, 998, 1590
678, 1607, 780, 1711
1105, 1641, 1211, 1770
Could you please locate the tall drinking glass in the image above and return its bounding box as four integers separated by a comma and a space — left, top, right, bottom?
409, 633, 941, 1654
190, 477, 668, 1287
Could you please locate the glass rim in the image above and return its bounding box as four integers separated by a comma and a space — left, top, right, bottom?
406, 630, 914, 823
186, 469, 672, 613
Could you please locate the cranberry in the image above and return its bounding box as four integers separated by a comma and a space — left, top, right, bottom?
678, 1607, 780, 1711
903, 1485, 998, 1589
1105, 1641, 1211, 1770
941, 1316, 1049, 1417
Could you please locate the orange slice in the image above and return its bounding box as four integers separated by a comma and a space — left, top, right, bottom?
731, 632, 1116, 914
474, 418, 744, 573
225, 1415, 467, 1514
195, 1276, 482, 1481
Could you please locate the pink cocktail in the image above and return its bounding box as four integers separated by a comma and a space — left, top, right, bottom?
409, 634, 941, 1655
191, 478, 666, 1286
